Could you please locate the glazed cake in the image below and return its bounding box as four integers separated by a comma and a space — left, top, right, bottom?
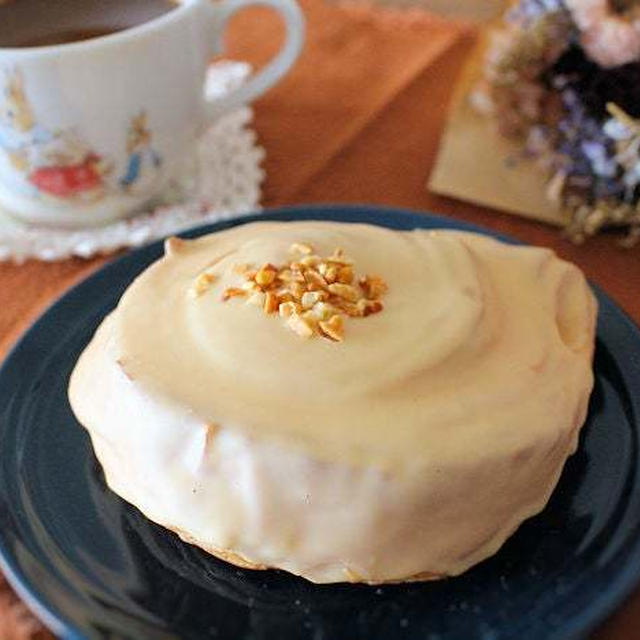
69, 221, 597, 584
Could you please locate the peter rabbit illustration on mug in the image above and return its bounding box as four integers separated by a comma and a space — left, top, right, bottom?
0, 69, 166, 205
0, 68, 111, 203
0, 69, 43, 175
119, 111, 163, 196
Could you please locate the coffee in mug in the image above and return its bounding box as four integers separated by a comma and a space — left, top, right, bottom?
0, 0, 178, 48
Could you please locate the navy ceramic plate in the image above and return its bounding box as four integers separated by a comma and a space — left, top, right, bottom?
1, 205, 640, 640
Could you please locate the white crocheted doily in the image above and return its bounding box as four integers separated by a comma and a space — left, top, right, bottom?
0, 61, 265, 263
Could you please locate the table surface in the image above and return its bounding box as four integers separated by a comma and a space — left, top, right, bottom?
0, 1, 639, 638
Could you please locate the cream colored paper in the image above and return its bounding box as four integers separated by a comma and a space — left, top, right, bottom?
429, 36, 566, 227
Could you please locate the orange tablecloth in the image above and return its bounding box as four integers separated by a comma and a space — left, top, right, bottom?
1, 0, 639, 637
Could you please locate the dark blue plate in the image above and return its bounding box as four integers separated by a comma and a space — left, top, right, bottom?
1, 205, 640, 640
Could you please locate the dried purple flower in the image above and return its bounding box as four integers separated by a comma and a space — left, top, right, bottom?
474, 0, 640, 245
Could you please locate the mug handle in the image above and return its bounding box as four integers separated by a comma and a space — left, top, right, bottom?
205, 0, 304, 119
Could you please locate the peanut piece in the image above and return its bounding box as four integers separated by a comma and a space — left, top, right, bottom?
319, 314, 344, 342
304, 269, 328, 290
310, 301, 336, 320
358, 299, 384, 316
359, 275, 388, 299
337, 265, 354, 284
328, 283, 359, 302
263, 291, 279, 314
290, 242, 313, 255
255, 264, 277, 287
300, 255, 321, 268
323, 265, 339, 284
221, 287, 246, 301
191, 272, 215, 297
301, 291, 324, 309
287, 313, 314, 338
246, 290, 266, 307
233, 263, 253, 275
279, 301, 301, 317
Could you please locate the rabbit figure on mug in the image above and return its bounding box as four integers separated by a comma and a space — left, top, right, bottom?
0, 68, 111, 202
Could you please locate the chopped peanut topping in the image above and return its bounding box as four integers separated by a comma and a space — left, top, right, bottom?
233, 263, 252, 275
337, 265, 354, 284
311, 301, 336, 321
287, 281, 304, 301
327, 248, 354, 265
319, 314, 344, 342
287, 313, 315, 338
358, 298, 384, 317
243, 270, 257, 281
247, 291, 266, 307
255, 263, 277, 287
276, 290, 295, 304
290, 242, 313, 255
304, 269, 328, 291
221, 287, 246, 301
301, 310, 320, 332
333, 299, 363, 317
328, 283, 359, 302
359, 275, 388, 300
190, 272, 216, 298
263, 291, 279, 314
321, 263, 339, 283
301, 290, 325, 309
300, 255, 321, 268
215, 243, 388, 342
279, 301, 301, 317
277, 268, 303, 283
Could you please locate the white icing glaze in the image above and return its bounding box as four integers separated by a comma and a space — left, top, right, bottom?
69, 222, 597, 583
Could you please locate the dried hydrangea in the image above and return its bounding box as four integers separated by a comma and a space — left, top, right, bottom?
476, 0, 640, 246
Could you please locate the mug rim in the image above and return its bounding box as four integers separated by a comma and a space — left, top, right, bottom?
0, 0, 200, 56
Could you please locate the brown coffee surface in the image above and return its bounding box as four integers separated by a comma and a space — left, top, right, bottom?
0, 0, 177, 48
8, 28, 120, 48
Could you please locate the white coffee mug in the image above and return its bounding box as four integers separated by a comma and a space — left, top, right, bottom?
0, 0, 304, 228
